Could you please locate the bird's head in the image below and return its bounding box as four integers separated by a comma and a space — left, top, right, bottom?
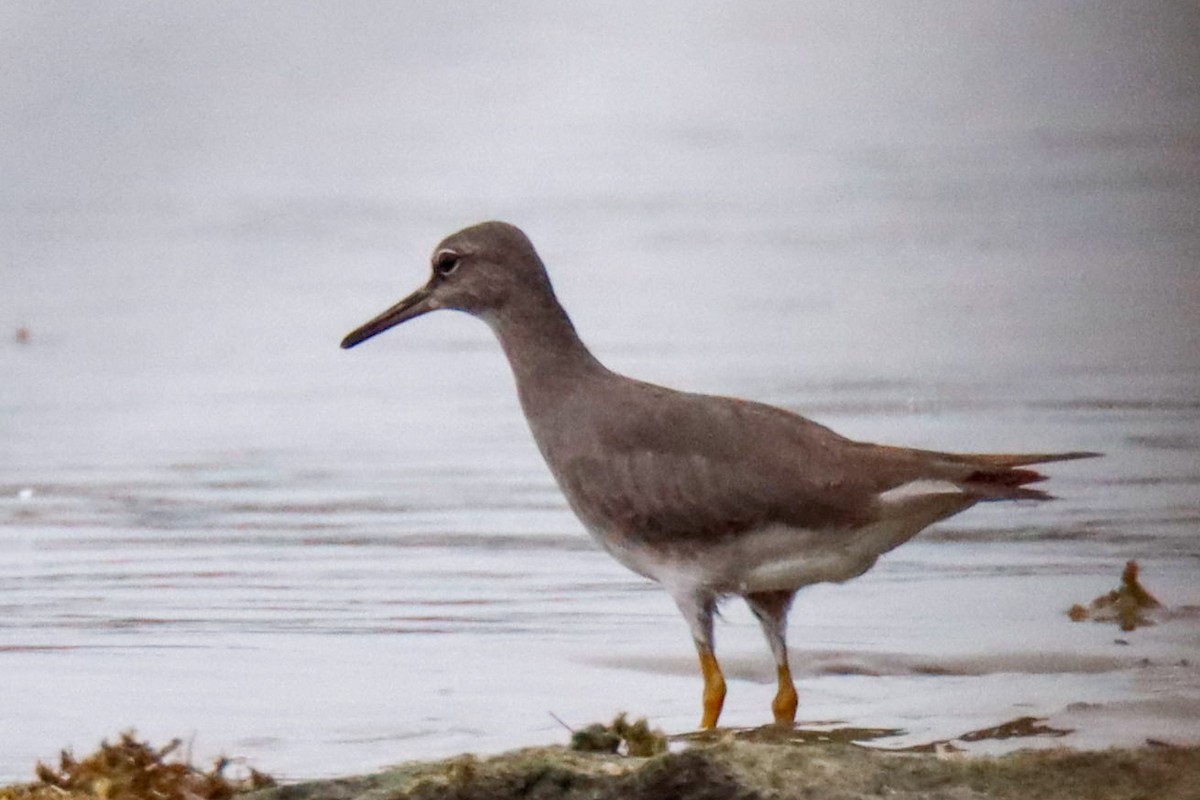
340, 221, 550, 349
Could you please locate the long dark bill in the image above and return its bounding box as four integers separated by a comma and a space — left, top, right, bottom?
340, 284, 435, 349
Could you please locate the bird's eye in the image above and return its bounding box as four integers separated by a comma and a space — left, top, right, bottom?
434, 250, 461, 276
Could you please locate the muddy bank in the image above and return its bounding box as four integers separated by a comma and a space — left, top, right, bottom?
3, 729, 1198, 800
251, 740, 1200, 800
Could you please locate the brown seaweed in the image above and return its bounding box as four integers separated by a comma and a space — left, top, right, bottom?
0, 731, 273, 800
1068, 560, 1163, 631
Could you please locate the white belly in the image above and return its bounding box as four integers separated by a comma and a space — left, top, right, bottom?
582, 480, 972, 597
584, 519, 912, 597
586, 499, 968, 597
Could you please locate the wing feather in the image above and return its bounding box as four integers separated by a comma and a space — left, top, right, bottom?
538, 379, 1099, 551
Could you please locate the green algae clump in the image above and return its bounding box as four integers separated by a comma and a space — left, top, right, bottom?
569, 714, 668, 757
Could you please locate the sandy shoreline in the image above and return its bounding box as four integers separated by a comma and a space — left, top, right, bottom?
251, 738, 1200, 800
5, 727, 1199, 800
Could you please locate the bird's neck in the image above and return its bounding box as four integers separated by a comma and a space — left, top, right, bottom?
482, 291, 608, 416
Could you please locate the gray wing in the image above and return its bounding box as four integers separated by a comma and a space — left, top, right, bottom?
548, 383, 887, 548
543, 380, 1095, 551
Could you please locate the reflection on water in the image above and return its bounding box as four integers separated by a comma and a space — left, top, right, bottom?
2, 0, 1199, 783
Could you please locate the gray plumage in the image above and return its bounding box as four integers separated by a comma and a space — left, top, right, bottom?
342, 220, 1098, 729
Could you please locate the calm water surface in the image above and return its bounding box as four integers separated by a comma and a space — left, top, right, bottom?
2, 1, 1199, 781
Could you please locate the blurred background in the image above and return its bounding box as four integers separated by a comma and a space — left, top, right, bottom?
2, 0, 1198, 782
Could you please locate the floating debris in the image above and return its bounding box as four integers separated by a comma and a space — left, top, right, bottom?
15, 327, 30, 344
958, 716, 1072, 742
0, 731, 273, 800
677, 723, 903, 747
861, 716, 1072, 755
1068, 560, 1164, 631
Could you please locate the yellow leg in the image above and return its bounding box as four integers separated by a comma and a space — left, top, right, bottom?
698, 645, 727, 729
772, 663, 798, 724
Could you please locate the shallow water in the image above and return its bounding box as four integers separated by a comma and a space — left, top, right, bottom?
2, 0, 1199, 782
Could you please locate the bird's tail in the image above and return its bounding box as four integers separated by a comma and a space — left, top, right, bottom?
952, 451, 1100, 501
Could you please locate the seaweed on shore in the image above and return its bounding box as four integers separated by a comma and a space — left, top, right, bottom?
0, 731, 273, 800
567, 713, 668, 757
